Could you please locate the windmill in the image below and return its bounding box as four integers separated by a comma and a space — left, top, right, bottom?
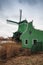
6, 9, 43, 54
7, 9, 25, 42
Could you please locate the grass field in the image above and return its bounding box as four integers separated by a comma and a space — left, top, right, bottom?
0, 41, 43, 65
0, 54, 43, 65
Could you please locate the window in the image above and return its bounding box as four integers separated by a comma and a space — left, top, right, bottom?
33, 40, 37, 45
25, 40, 28, 44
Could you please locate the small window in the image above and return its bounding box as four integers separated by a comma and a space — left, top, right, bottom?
33, 40, 37, 45
25, 40, 28, 44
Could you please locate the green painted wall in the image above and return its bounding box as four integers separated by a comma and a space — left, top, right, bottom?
20, 22, 43, 52
18, 20, 27, 33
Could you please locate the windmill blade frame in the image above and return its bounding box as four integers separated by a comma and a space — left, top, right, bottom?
7, 19, 19, 24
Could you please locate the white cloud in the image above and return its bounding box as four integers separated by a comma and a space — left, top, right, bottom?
0, 18, 18, 37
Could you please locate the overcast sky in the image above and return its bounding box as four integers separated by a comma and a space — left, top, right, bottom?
0, 0, 43, 38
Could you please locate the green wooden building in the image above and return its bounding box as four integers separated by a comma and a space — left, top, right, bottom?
19, 20, 43, 52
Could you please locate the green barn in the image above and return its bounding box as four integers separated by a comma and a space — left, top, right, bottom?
20, 20, 43, 52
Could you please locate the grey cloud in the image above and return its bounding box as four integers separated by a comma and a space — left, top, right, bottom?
0, 0, 43, 10
40, 0, 43, 2
19, 0, 37, 5
18, 0, 43, 6
0, 0, 17, 10
0, 0, 9, 9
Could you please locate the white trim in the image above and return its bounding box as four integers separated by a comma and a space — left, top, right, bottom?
24, 39, 28, 46
20, 23, 28, 39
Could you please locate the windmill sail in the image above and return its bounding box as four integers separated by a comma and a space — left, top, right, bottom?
19, 9, 22, 22
7, 9, 22, 24
7, 19, 19, 24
